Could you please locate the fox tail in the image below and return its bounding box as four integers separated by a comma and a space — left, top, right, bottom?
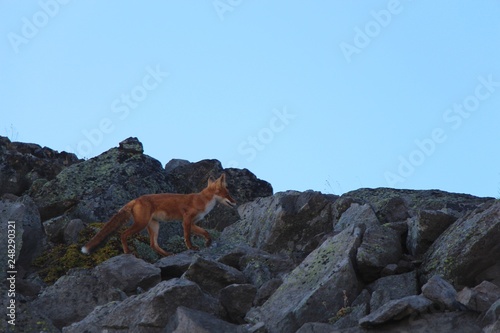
81, 200, 135, 254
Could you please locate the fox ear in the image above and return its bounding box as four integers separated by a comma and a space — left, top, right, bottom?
219, 173, 228, 186
207, 176, 215, 185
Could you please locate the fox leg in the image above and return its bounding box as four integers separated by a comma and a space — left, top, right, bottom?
121, 204, 150, 254
120, 222, 145, 254
191, 224, 212, 247
146, 219, 172, 257
182, 216, 198, 250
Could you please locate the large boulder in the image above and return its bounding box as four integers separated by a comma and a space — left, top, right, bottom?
1, 293, 60, 333
183, 256, 247, 297
164, 306, 245, 333
368, 271, 419, 312
79, 279, 221, 332
0, 135, 80, 196
334, 202, 380, 232
421, 275, 465, 311
92, 254, 161, 293
421, 200, 500, 288
0, 194, 44, 280
457, 281, 500, 313
31, 137, 174, 222
406, 210, 457, 257
219, 284, 257, 324
298, 312, 483, 333
33, 254, 161, 329
246, 225, 363, 333
359, 295, 433, 327
338, 188, 492, 224
356, 225, 403, 282
221, 190, 337, 262
32, 268, 126, 329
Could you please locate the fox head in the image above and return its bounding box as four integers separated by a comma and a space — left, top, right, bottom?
208, 173, 237, 208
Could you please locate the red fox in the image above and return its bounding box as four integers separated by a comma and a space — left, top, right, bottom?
81, 174, 236, 256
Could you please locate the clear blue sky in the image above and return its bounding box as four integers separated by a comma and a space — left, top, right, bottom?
2, 1, 500, 197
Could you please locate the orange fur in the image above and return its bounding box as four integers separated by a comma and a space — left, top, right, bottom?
81, 174, 236, 256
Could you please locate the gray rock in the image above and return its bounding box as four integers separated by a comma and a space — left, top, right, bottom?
356, 225, 402, 282
0, 195, 44, 280
32, 268, 126, 329
457, 281, 500, 312
43, 215, 71, 243
0, 135, 80, 196
118, 136, 144, 154
406, 210, 457, 257
368, 271, 418, 312
482, 299, 500, 327
474, 263, 500, 288
340, 188, 492, 224
253, 278, 282, 306
183, 256, 246, 296
377, 195, 411, 222
164, 306, 244, 333
421, 200, 500, 288
330, 290, 371, 330
484, 320, 500, 333
421, 275, 462, 311
380, 264, 399, 276
99, 279, 221, 331
296, 322, 338, 333
1, 292, 61, 333
220, 284, 257, 324
239, 249, 294, 288
217, 245, 294, 287
300, 312, 483, 333
246, 225, 363, 333
62, 301, 120, 333
164, 158, 190, 173
359, 295, 432, 327
63, 219, 85, 244
93, 254, 161, 293
155, 251, 196, 280
334, 202, 379, 232
222, 190, 336, 262
32, 254, 163, 329
31, 137, 174, 222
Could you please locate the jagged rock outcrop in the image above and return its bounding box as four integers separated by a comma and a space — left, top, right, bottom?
65, 278, 222, 332
367, 271, 419, 313
457, 281, 500, 313
356, 224, 403, 283
31, 137, 174, 222
221, 190, 337, 262
2, 137, 499, 333
32, 254, 160, 329
183, 256, 247, 297
246, 225, 363, 333
406, 209, 457, 257
338, 187, 492, 224
421, 200, 500, 288
0, 136, 80, 196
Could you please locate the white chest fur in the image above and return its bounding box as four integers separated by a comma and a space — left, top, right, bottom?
195, 197, 216, 222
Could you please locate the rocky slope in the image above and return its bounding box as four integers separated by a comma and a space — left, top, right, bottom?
1, 136, 499, 333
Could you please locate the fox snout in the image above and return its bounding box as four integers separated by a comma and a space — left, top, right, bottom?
218, 195, 236, 208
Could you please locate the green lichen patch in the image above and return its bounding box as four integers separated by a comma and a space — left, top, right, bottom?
33, 223, 221, 284
33, 222, 155, 284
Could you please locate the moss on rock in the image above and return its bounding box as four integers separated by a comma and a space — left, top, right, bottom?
34, 222, 220, 284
